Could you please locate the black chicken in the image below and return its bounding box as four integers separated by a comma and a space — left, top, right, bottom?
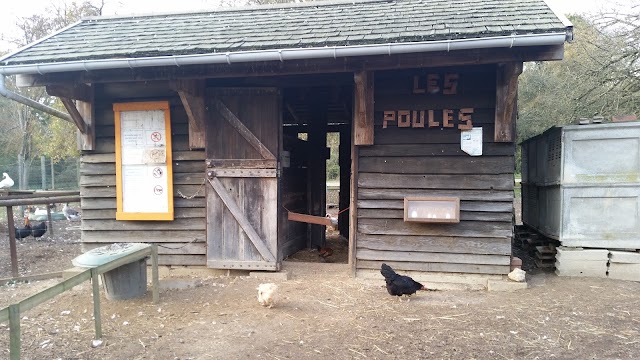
380, 263, 426, 301
15, 217, 32, 240
30, 221, 47, 239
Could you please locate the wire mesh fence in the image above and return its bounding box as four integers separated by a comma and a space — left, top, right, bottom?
0, 157, 79, 191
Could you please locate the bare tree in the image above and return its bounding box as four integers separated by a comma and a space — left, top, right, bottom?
516, 9, 640, 173
0, 1, 104, 189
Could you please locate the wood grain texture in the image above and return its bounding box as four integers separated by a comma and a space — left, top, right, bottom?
354, 71, 374, 145
495, 62, 523, 142
357, 260, 510, 275
357, 234, 510, 255
358, 218, 513, 238
358, 173, 514, 190
357, 248, 510, 265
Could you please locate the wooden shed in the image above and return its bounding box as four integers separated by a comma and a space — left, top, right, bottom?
0, 0, 573, 286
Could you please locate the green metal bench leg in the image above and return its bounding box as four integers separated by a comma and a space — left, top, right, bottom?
9, 304, 20, 360
91, 269, 102, 340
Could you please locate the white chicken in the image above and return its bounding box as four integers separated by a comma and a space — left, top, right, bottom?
63, 203, 81, 221
0, 172, 14, 189
257, 283, 278, 308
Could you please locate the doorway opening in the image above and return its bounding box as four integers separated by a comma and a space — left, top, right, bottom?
279, 83, 352, 264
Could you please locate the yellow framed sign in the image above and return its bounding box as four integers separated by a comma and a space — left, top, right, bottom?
114, 101, 174, 221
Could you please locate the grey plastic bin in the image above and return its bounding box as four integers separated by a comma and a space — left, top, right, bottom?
72, 243, 150, 300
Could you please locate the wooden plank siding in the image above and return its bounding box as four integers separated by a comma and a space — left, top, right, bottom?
80, 82, 206, 265
355, 65, 514, 275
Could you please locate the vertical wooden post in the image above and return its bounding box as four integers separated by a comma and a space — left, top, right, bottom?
91, 268, 102, 340
151, 244, 159, 304
353, 71, 375, 146
338, 126, 350, 237
307, 94, 328, 249
50, 158, 55, 190
46, 207, 54, 237
7, 206, 18, 277
77, 95, 95, 151
40, 156, 46, 190
495, 62, 523, 142
9, 304, 20, 360
18, 154, 24, 190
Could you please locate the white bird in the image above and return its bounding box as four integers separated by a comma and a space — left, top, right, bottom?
63, 203, 81, 221
257, 283, 278, 308
325, 213, 338, 227
0, 173, 14, 189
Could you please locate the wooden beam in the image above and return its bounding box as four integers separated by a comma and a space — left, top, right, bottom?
208, 177, 277, 263
285, 102, 302, 125
46, 84, 91, 102
171, 79, 206, 149
20, 46, 564, 86
60, 97, 88, 134
213, 98, 277, 160
353, 71, 374, 145
0, 195, 80, 207
77, 99, 95, 150
494, 62, 523, 142
287, 211, 332, 226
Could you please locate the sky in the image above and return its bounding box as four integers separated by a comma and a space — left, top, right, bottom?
0, 0, 616, 52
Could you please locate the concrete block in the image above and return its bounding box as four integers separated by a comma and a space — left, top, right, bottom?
607, 263, 640, 282
555, 259, 608, 278
250, 270, 290, 281
609, 251, 640, 264
487, 279, 528, 292
556, 247, 608, 261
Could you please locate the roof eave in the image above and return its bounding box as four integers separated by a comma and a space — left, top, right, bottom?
543, 0, 574, 42
0, 32, 569, 76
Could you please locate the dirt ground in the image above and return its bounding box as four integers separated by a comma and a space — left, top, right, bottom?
1, 199, 639, 359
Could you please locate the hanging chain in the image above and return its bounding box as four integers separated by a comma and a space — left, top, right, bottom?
177, 177, 207, 199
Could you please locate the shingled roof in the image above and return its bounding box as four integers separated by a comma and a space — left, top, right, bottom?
0, 0, 572, 73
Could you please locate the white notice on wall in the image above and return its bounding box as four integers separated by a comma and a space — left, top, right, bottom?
120, 109, 169, 213
461, 127, 483, 156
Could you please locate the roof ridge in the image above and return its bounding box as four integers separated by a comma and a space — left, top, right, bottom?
81, 0, 394, 22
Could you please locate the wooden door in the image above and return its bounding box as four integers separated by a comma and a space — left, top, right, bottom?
205, 88, 280, 271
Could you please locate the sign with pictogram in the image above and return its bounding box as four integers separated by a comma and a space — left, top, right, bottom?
114, 101, 174, 221
151, 132, 162, 142
152, 167, 163, 178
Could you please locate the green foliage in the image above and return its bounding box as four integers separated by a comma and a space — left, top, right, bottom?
0, 0, 103, 183
326, 132, 339, 180
31, 117, 80, 162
